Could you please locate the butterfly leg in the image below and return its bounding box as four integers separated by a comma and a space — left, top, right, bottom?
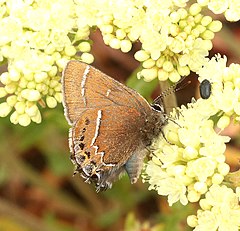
96, 166, 125, 192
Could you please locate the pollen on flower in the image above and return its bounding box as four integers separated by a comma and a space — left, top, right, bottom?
225, 6, 240, 22
197, 0, 210, 7
15, 101, 26, 114
25, 103, 39, 117
217, 115, 230, 129
199, 198, 211, 210
142, 59, 156, 69
109, 38, 121, 49
10, 111, 19, 124
211, 173, 224, 184
218, 162, 230, 176
21, 89, 41, 102
208, 0, 228, 14
194, 182, 208, 194
64, 45, 77, 57
189, 3, 202, 16
9, 69, 21, 82
162, 61, 174, 72
140, 67, 158, 82
157, 69, 169, 81
6, 95, 17, 107
183, 146, 198, 160
0, 88, 7, 98
208, 20, 222, 32
169, 70, 181, 82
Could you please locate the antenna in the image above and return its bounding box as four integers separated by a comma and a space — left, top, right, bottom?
153, 77, 191, 105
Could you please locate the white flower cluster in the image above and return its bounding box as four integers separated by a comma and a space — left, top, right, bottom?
197, 55, 240, 129
0, 0, 93, 126
134, 3, 222, 82
75, 1, 222, 82
187, 185, 240, 230
143, 55, 240, 229
0, 0, 232, 126
198, 0, 240, 22
143, 98, 230, 206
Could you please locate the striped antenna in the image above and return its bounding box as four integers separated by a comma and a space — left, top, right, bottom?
152, 77, 190, 105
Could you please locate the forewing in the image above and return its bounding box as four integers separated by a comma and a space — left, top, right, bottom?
62, 60, 150, 125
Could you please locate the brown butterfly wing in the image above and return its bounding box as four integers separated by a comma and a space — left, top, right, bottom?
62, 60, 150, 125
71, 106, 144, 163
62, 61, 156, 190
69, 106, 147, 189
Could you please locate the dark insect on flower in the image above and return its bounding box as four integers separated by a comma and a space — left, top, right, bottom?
199, 79, 211, 99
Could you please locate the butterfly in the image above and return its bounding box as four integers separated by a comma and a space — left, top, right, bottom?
62, 60, 168, 192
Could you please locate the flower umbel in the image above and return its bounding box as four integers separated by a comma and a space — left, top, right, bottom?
187, 185, 240, 230
197, 55, 240, 128
143, 54, 240, 230
0, 1, 224, 125
143, 97, 230, 206
203, 0, 240, 22
0, 0, 93, 126
75, 1, 222, 82
135, 3, 222, 82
